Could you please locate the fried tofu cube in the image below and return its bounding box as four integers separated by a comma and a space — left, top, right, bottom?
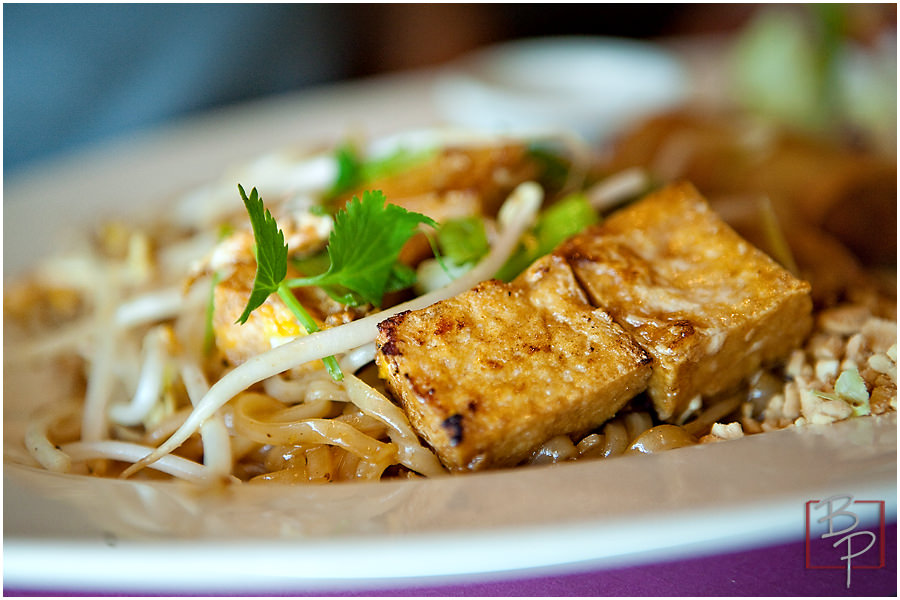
339, 143, 546, 266
339, 143, 545, 219
558, 182, 813, 420
375, 254, 652, 472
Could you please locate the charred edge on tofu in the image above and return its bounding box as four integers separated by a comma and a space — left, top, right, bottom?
375, 264, 657, 460
373, 185, 817, 471
441, 414, 465, 446
376, 311, 411, 356
632, 345, 654, 367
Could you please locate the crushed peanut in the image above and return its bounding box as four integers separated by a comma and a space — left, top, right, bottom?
756, 301, 896, 427
701, 421, 745, 443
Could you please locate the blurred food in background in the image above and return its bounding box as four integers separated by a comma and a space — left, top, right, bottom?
600, 109, 896, 311
6, 4, 895, 317
428, 4, 896, 315
593, 4, 896, 316
729, 3, 896, 154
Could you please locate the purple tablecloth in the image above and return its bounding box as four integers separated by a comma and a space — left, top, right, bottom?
6, 522, 895, 597
334, 524, 899, 597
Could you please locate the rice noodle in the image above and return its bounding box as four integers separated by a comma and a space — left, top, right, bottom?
122, 181, 543, 478
256, 368, 443, 476
600, 420, 630, 458
530, 435, 578, 465
230, 393, 395, 473
262, 372, 344, 406
15, 127, 891, 487
623, 411, 654, 441
272, 398, 336, 421
343, 374, 446, 477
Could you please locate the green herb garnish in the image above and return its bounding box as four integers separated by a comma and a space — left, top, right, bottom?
235, 185, 437, 380
527, 142, 573, 193
326, 141, 436, 201
235, 184, 341, 379
433, 194, 599, 282
495, 192, 599, 281
437, 216, 490, 266
327, 142, 364, 199
236, 185, 289, 324
203, 270, 222, 357
286, 190, 437, 306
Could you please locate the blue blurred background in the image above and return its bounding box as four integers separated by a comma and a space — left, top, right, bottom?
4, 3, 733, 175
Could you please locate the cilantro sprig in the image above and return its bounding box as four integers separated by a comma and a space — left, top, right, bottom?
236, 186, 289, 324
235, 185, 342, 379
234, 184, 437, 381
286, 191, 436, 306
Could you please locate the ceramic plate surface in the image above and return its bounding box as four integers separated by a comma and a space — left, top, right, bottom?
3, 67, 896, 595
434, 36, 688, 141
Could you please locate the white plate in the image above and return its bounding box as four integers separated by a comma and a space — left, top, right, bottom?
3, 68, 896, 595
433, 36, 688, 142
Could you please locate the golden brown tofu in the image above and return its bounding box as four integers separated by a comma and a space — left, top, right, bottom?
339, 143, 544, 218
375, 254, 652, 472
604, 110, 897, 265
340, 143, 547, 266
558, 182, 813, 420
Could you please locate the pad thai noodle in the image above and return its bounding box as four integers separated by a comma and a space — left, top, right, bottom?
4, 122, 896, 484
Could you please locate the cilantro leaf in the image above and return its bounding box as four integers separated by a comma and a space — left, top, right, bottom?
291, 250, 331, 278
232, 184, 436, 381
235, 185, 288, 324
385, 262, 418, 294
233, 184, 342, 380
286, 190, 437, 307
